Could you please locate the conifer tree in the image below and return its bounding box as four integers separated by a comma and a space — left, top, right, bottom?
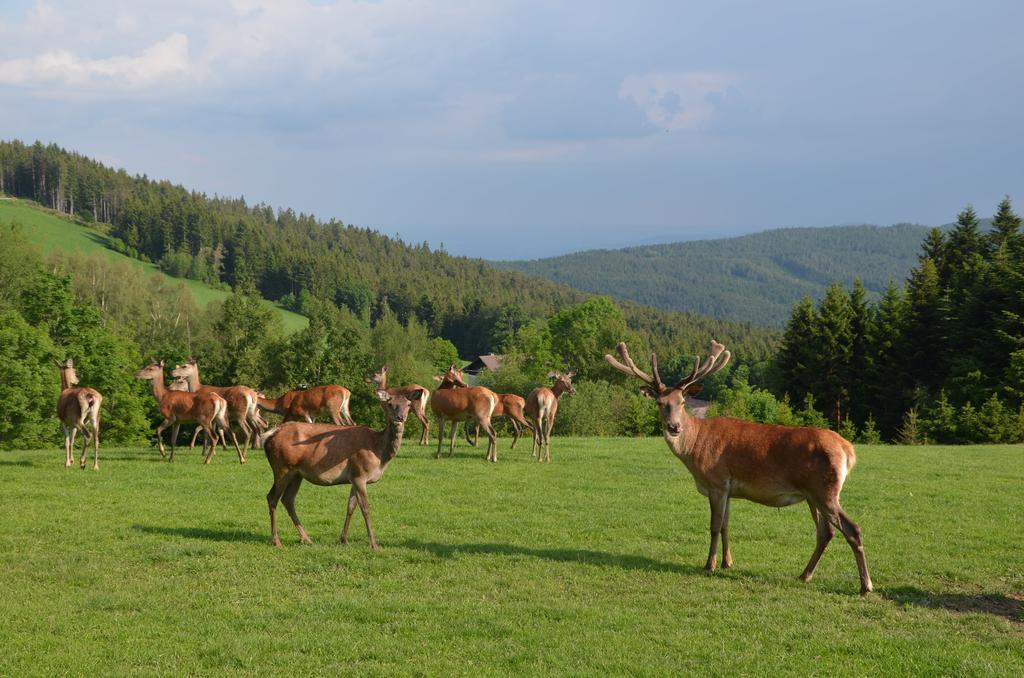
815, 284, 854, 425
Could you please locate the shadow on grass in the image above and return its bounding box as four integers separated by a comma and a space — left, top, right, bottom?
884, 586, 1023, 624
0, 460, 35, 467
133, 524, 265, 544
400, 539, 705, 575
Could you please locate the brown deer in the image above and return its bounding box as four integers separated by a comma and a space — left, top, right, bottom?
262, 389, 423, 548
256, 385, 355, 426
54, 358, 102, 470
365, 366, 431, 445
605, 340, 873, 595
470, 393, 533, 450
524, 371, 576, 462
170, 358, 267, 459
429, 364, 499, 462
134, 360, 242, 463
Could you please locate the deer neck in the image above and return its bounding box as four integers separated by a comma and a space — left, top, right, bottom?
59, 369, 72, 391
185, 370, 202, 392
148, 375, 168, 403
377, 420, 406, 465
667, 407, 704, 459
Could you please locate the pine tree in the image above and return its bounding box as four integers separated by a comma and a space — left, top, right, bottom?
870, 281, 909, 437
848, 279, 876, 425
988, 196, 1021, 254
903, 257, 947, 393
777, 296, 819, 403
816, 284, 854, 426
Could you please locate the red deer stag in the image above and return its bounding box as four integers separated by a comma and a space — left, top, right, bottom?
256, 384, 355, 426
365, 366, 431, 445
430, 365, 499, 462
171, 358, 267, 459
524, 371, 576, 462
471, 393, 533, 450
54, 358, 102, 470
262, 389, 423, 548
605, 340, 873, 595
134, 360, 242, 463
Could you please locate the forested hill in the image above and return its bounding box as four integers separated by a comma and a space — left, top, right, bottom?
496, 223, 939, 327
0, 140, 776, 360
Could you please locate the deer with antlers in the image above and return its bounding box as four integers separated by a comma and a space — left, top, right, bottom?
524, 371, 576, 462
262, 389, 422, 548
256, 384, 355, 427
605, 340, 873, 594
365, 366, 431, 445
430, 364, 499, 462
54, 358, 102, 470
170, 358, 267, 460
134, 360, 242, 463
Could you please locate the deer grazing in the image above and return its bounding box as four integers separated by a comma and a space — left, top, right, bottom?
54, 358, 102, 470
471, 393, 533, 450
605, 340, 873, 595
170, 358, 267, 460
430, 364, 499, 462
262, 389, 423, 548
134, 360, 243, 463
524, 371, 576, 462
365, 366, 431, 445
256, 384, 355, 426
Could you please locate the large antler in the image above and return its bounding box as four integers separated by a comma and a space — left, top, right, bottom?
676, 339, 731, 391
604, 342, 665, 391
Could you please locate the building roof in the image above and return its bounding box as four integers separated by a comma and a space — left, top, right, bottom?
464, 353, 505, 374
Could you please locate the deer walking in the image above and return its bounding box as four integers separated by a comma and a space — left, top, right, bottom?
366, 366, 431, 445
54, 358, 102, 470
430, 365, 499, 462
134, 360, 242, 463
524, 371, 576, 462
256, 385, 355, 426
170, 358, 267, 460
471, 393, 533, 450
605, 340, 873, 595
262, 389, 422, 548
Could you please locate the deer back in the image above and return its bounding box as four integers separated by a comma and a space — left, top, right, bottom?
430, 386, 496, 419
265, 422, 384, 485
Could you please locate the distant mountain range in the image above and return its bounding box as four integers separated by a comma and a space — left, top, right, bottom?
495, 223, 941, 327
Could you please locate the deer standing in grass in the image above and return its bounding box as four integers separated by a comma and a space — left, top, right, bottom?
605, 340, 873, 595
170, 358, 267, 460
262, 389, 422, 548
430, 365, 499, 462
54, 358, 102, 470
524, 371, 576, 462
256, 384, 355, 426
365, 366, 431, 445
471, 393, 533, 450
134, 360, 242, 463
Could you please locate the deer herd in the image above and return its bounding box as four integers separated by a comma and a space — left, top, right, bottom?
49, 338, 874, 594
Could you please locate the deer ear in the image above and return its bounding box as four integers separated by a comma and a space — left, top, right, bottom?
406, 389, 423, 401
683, 383, 703, 397
376, 390, 392, 403
432, 375, 443, 382
54, 358, 63, 368
640, 387, 657, 399
566, 370, 576, 379
547, 371, 559, 379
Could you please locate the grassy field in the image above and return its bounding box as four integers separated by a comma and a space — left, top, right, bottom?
1, 437, 1021, 675
0, 198, 308, 333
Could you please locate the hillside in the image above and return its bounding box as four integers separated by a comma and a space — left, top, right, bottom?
0, 141, 779, 360
0, 198, 308, 333
496, 224, 935, 327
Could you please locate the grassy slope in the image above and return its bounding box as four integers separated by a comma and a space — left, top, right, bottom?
496, 224, 934, 327
1, 438, 1021, 675
0, 198, 308, 333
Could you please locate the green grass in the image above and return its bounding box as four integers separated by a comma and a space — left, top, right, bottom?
0, 197, 308, 333
1, 438, 1022, 675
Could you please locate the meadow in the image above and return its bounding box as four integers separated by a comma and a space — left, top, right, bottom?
0, 437, 1021, 675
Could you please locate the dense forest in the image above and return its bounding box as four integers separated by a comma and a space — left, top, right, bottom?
498, 223, 939, 327
0, 140, 775, 360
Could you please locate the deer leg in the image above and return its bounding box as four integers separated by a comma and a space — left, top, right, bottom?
800, 503, 834, 583
189, 426, 201, 450
416, 403, 429, 446
341, 398, 355, 426
721, 496, 733, 568
467, 423, 478, 447
510, 418, 521, 450
448, 420, 458, 457
531, 418, 541, 460
436, 418, 445, 459
78, 425, 90, 468
224, 423, 244, 464
340, 487, 359, 544
544, 415, 555, 462
266, 473, 292, 546
236, 414, 251, 459
837, 508, 873, 595
281, 475, 311, 544
203, 423, 218, 464
705, 492, 728, 571
353, 480, 378, 549
153, 419, 172, 459
484, 422, 498, 463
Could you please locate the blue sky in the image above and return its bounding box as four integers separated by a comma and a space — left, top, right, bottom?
1, 1, 1022, 259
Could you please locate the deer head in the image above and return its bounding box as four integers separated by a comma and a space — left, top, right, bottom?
54, 357, 80, 386
432, 363, 468, 388
376, 388, 422, 426
365, 365, 388, 387
605, 340, 730, 438
168, 375, 190, 392
170, 361, 197, 383
133, 359, 166, 382
548, 370, 577, 396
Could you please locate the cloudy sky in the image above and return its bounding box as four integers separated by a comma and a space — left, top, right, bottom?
2, 1, 1022, 259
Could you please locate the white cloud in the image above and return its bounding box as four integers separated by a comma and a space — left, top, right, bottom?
619, 72, 736, 131
0, 32, 191, 88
